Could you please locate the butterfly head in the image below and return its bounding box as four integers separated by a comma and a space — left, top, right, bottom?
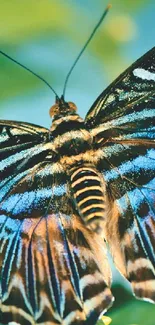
49, 95, 77, 120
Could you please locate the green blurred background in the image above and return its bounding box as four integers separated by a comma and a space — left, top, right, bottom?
0, 1, 155, 324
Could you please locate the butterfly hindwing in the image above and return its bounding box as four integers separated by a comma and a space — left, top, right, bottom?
85, 47, 155, 302
0, 212, 113, 324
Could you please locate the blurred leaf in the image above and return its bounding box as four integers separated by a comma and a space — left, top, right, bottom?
97, 284, 155, 325
106, 285, 155, 325
0, 0, 75, 44
108, 299, 155, 325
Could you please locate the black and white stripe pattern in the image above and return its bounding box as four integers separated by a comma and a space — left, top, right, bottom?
70, 166, 107, 233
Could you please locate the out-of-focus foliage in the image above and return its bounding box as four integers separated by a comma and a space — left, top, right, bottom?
0, 1, 75, 44
96, 284, 155, 325
0, 0, 150, 102
109, 299, 155, 325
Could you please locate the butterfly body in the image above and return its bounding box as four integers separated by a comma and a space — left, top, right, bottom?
0, 47, 155, 324
50, 98, 108, 233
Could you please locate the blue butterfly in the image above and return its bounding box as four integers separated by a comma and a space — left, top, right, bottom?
0, 39, 155, 325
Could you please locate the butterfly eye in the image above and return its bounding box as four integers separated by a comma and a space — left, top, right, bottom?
68, 101, 77, 112
49, 104, 59, 117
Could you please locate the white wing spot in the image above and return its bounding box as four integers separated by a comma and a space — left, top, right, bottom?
133, 68, 155, 81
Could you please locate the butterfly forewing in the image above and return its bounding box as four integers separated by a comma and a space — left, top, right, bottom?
0, 121, 56, 219
86, 47, 155, 127
85, 47, 155, 302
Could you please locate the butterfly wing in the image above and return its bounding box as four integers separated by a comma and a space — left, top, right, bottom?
0, 212, 113, 325
85, 47, 155, 302
0, 121, 113, 324
0, 120, 54, 219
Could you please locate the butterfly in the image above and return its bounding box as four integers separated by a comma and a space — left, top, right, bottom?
0, 44, 155, 325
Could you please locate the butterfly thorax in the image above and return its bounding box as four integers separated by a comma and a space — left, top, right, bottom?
49, 98, 93, 158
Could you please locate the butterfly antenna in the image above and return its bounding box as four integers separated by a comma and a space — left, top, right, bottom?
63, 4, 111, 99
0, 50, 59, 98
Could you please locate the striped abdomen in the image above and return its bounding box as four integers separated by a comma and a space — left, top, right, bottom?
70, 166, 107, 233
